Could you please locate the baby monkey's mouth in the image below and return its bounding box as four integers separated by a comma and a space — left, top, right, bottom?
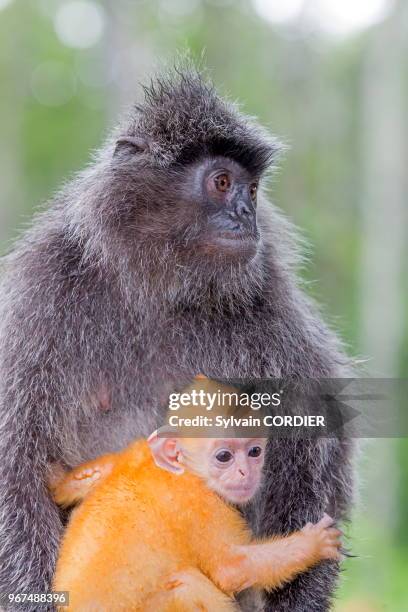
224, 484, 257, 503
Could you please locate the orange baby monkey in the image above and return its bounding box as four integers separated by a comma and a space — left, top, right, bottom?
51, 442, 341, 610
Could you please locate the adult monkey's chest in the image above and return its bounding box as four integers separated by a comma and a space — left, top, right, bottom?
125, 310, 275, 406
138, 309, 272, 380
78, 310, 275, 460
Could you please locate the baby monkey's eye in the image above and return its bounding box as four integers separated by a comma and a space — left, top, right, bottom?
248, 446, 262, 458
215, 449, 233, 463
214, 173, 231, 192
249, 182, 258, 201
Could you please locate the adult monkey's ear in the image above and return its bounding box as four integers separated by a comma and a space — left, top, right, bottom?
113, 135, 150, 158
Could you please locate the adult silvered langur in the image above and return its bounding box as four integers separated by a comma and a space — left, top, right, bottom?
0, 66, 354, 611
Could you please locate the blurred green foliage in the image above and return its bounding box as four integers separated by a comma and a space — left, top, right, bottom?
0, 1, 407, 609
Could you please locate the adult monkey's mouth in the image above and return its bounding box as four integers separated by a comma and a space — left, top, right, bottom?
215, 229, 259, 242
200, 229, 260, 259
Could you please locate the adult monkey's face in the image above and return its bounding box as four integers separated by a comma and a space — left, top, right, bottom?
175, 155, 261, 262
109, 70, 279, 269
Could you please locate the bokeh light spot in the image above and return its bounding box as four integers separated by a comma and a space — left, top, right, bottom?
31, 61, 77, 107
253, 0, 304, 24
0, 0, 13, 10
252, 0, 393, 35
54, 0, 106, 49
313, 0, 393, 36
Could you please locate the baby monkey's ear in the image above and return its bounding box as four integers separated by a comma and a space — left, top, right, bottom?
113, 135, 150, 158
147, 430, 184, 475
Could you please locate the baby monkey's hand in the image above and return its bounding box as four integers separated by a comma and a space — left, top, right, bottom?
301, 513, 342, 562
217, 513, 343, 593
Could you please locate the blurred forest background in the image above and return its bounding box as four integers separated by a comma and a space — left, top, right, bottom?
0, 0, 407, 609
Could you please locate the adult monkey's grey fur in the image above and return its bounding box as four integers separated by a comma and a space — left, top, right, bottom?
0, 67, 354, 611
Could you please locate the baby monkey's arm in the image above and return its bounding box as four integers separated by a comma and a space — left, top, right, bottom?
213, 514, 342, 594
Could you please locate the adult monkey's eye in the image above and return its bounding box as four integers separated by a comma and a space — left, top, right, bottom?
214, 173, 231, 192
249, 182, 258, 201
215, 449, 233, 463
248, 446, 262, 458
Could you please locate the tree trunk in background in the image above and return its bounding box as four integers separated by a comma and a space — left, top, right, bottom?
360, 8, 406, 377
0, 108, 21, 251
102, 1, 155, 122
359, 3, 407, 527
0, 17, 23, 252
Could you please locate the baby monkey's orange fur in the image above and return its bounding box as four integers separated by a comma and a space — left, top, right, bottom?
52, 437, 341, 611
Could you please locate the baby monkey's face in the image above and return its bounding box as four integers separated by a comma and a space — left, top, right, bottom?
148, 431, 267, 506
202, 438, 267, 505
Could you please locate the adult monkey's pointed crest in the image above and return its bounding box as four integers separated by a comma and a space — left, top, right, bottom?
115, 65, 282, 174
